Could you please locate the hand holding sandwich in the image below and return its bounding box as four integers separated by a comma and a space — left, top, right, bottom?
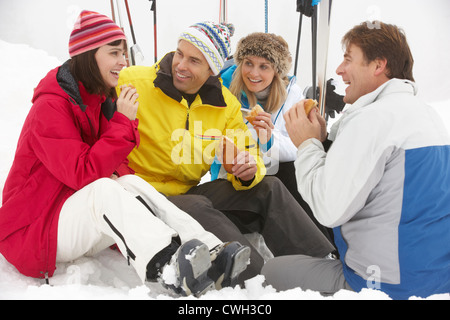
218, 136, 257, 182
245, 105, 274, 145
284, 99, 327, 148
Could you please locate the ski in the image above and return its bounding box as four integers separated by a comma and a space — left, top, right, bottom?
316, 0, 332, 117
295, 1, 335, 121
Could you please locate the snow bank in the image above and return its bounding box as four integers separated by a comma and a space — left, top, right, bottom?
0, 40, 448, 300
0, 248, 392, 300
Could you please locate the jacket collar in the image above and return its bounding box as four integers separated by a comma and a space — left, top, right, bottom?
153, 52, 227, 107
56, 60, 116, 120
329, 79, 417, 140
57, 60, 88, 111
343, 78, 417, 117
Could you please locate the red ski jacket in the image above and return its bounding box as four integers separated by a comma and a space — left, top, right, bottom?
0, 61, 139, 279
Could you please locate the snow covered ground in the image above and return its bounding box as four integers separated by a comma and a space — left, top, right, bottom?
0, 39, 449, 301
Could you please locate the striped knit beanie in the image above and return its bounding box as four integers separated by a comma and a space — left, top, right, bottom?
69, 10, 126, 57
179, 22, 235, 75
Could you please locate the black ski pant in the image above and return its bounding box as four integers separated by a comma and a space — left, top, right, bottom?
167, 176, 336, 285
274, 161, 335, 246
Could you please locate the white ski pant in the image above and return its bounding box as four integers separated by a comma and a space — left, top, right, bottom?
56, 175, 221, 283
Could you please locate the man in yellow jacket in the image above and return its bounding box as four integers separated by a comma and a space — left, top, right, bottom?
118, 22, 335, 283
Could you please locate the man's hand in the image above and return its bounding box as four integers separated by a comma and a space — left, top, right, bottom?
216, 139, 257, 181
284, 100, 325, 148
231, 150, 257, 182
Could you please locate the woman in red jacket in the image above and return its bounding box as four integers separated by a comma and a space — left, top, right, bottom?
0, 10, 250, 297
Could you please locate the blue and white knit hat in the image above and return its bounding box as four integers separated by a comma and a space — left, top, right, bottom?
179, 21, 235, 75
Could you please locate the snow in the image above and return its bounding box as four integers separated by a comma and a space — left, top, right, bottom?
1, 0, 450, 300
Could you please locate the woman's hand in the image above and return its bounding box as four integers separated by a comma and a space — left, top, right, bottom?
117, 85, 139, 120
252, 111, 274, 145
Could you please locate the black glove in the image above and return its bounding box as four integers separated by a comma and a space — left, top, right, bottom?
302, 78, 345, 119
325, 78, 345, 118
296, 0, 315, 17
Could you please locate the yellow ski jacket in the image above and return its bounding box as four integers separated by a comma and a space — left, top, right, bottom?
118, 52, 266, 196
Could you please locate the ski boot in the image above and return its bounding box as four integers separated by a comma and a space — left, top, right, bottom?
208, 241, 251, 289
161, 239, 215, 297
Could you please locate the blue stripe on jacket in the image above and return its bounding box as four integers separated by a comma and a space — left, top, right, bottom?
335, 145, 450, 300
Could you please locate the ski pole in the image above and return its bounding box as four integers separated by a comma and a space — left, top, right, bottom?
294, 0, 315, 77
311, 5, 318, 101
110, 0, 116, 22
114, 0, 130, 67
124, 0, 144, 65
150, 0, 157, 63
294, 13, 302, 77
265, 0, 268, 33
124, 0, 137, 46
219, 0, 227, 24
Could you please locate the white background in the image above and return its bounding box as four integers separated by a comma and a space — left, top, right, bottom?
1, 0, 450, 103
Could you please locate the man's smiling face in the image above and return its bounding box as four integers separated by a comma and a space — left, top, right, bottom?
336, 44, 385, 104
172, 40, 213, 94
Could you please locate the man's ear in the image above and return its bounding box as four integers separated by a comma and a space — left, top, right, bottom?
374, 57, 388, 77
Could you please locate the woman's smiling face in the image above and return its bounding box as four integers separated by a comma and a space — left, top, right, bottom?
241, 56, 276, 93
94, 40, 127, 88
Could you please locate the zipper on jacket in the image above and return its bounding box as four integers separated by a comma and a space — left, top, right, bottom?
103, 215, 136, 265
185, 109, 190, 130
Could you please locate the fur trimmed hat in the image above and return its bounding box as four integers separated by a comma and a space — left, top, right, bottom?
179, 21, 235, 76
234, 32, 292, 77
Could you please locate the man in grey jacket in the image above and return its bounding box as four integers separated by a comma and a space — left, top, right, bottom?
262, 21, 450, 300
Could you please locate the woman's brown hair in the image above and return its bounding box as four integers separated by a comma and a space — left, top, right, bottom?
342, 21, 414, 81
69, 39, 126, 99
